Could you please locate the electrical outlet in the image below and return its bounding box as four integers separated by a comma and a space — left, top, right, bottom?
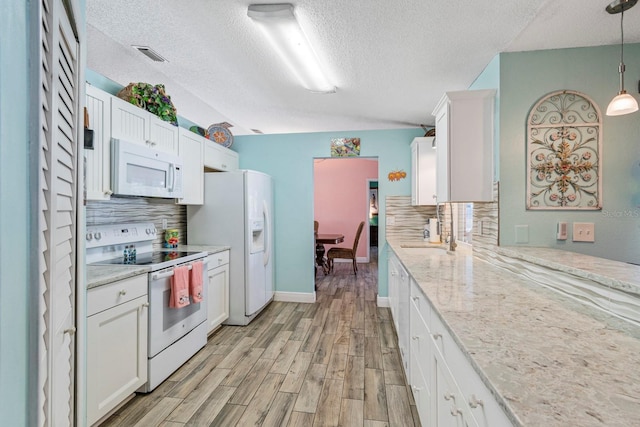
162, 219, 168, 229
572, 222, 595, 242
557, 222, 568, 240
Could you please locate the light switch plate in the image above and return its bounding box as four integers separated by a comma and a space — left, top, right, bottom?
386, 215, 395, 226
573, 222, 595, 242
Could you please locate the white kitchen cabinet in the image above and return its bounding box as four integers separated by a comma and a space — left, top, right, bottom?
206, 251, 230, 334
177, 128, 204, 205
432, 89, 495, 202
411, 136, 437, 206
111, 94, 178, 154
387, 251, 410, 378
391, 250, 513, 427
204, 139, 239, 171
86, 275, 148, 426
85, 84, 113, 200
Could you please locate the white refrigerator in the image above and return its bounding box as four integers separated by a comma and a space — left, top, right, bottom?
187, 170, 274, 325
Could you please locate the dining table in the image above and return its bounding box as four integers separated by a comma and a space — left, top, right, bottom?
315, 233, 344, 276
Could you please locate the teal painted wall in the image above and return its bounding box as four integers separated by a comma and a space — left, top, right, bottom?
498, 44, 640, 263
0, 2, 32, 425
233, 129, 423, 297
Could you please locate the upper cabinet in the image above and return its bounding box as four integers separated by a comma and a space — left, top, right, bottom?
204, 139, 239, 172
85, 85, 113, 200
177, 128, 204, 205
432, 89, 495, 202
111, 95, 179, 155
410, 137, 436, 206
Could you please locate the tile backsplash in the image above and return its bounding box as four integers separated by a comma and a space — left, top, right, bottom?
86, 197, 186, 251
386, 182, 499, 255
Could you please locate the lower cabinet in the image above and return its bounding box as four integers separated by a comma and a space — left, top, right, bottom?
86, 275, 148, 425
392, 250, 512, 427
206, 251, 230, 334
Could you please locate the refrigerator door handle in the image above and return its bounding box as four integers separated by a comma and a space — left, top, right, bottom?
263, 200, 271, 266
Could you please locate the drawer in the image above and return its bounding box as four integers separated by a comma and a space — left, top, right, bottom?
410, 280, 431, 327
207, 250, 229, 268
430, 310, 513, 427
88, 274, 148, 316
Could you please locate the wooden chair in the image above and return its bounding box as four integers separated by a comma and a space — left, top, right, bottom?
327, 221, 365, 275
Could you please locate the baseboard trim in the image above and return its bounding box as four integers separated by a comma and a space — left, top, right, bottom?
377, 296, 389, 307
274, 291, 316, 303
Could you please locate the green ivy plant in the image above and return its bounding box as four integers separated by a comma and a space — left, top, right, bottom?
120, 82, 178, 126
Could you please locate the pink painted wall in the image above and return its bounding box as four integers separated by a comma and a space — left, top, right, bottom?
314, 158, 378, 258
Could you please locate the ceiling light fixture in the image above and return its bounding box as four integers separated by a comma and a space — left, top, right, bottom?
247, 3, 336, 94
605, 0, 639, 116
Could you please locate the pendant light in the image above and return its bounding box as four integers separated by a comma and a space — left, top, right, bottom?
605, 0, 639, 116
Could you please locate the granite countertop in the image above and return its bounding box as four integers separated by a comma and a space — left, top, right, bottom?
86, 245, 230, 289
86, 265, 150, 289
497, 246, 640, 297
388, 239, 640, 427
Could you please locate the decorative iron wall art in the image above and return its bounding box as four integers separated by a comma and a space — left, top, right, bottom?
526, 90, 602, 210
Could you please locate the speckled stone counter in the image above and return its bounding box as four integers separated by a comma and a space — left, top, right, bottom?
388, 239, 640, 427
168, 244, 230, 254
86, 265, 149, 289
86, 245, 230, 289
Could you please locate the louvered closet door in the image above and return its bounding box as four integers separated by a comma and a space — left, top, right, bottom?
37, 0, 80, 425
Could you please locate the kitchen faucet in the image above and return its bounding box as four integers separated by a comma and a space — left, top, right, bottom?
448, 202, 457, 252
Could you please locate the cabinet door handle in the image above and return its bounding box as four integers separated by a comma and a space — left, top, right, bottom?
118, 289, 127, 296
469, 394, 484, 409
444, 392, 455, 401
63, 326, 76, 336
411, 335, 420, 341
450, 407, 462, 417
412, 385, 422, 392
432, 333, 442, 339
411, 296, 419, 301
142, 302, 149, 308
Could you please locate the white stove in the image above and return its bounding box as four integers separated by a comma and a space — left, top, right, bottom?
86, 222, 209, 392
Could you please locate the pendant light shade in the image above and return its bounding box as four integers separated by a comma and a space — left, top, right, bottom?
606, 91, 639, 115
605, 0, 639, 116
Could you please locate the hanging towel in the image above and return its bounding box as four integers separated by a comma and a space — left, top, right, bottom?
190, 261, 204, 303
170, 265, 191, 308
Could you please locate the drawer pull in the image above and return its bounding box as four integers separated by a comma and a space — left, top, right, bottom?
444, 392, 455, 401
432, 333, 442, 339
450, 407, 462, 417
142, 302, 150, 308
469, 394, 484, 409
63, 326, 76, 335
118, 289, 127, 296
411, 296, 419, 301
411, 335, 420, 341
412, 385, 422, 392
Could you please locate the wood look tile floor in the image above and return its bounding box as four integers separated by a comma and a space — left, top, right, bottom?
102, 249, 420, 427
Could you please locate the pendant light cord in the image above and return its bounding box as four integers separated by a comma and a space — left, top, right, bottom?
619, 7, 626, 93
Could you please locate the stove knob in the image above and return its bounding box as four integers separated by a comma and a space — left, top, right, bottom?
146, 228, 152, 235
151, 228, 157, 235
86, 233, 93, 241
94, 232, 102, 241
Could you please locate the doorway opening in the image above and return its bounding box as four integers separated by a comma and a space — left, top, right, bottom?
313, 157, 379, 281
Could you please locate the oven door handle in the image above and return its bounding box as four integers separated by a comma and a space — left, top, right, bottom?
151, 264, 193, 281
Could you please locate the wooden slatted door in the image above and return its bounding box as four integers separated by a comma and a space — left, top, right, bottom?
37, 0, 80, 425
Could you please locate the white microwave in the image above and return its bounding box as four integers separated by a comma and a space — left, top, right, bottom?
111, 138, 183, 199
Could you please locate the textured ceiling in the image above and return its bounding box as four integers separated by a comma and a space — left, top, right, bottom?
86, 0, 640, 135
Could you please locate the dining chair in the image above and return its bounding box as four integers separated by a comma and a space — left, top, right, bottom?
327, 221, 365, 275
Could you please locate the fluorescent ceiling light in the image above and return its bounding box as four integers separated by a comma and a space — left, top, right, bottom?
248, 3, 336, 94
